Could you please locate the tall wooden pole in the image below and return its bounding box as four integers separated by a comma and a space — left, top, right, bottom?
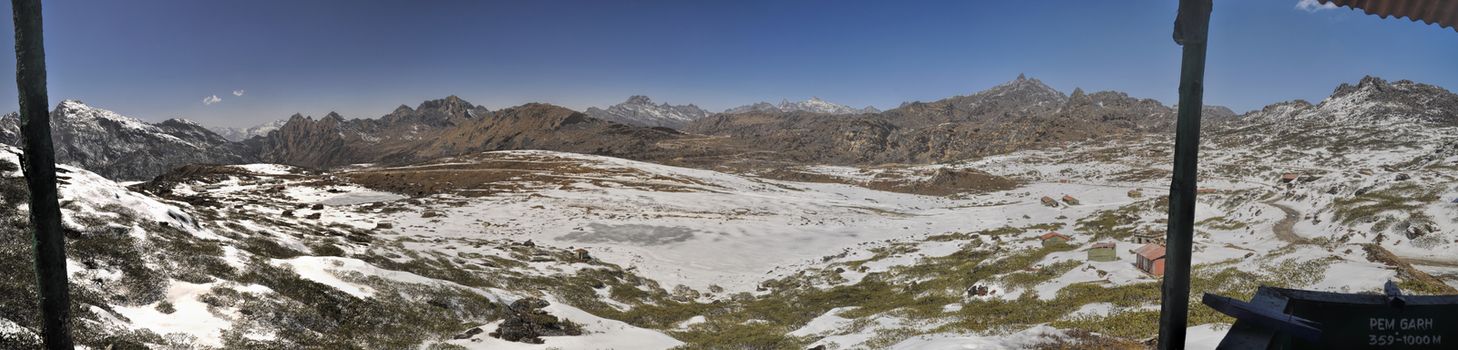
1158, 0, 1211, 349
10, 0, 74, 348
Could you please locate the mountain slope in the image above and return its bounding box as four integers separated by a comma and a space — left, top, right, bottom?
0, 100, 255, 180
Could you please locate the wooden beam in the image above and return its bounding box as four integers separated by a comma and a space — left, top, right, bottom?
1159, 0, 1212, 349
10, 0, 74, 348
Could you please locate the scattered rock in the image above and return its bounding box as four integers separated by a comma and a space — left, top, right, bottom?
672, 285, 701, 301
375, 222, 393, 229
306, 213, 322, 220
1403, 221, 1436, 239
311, 203, 325, 210
453, 327, 484, 340
1395, 173, 1411, 181
281, 210, 294, 217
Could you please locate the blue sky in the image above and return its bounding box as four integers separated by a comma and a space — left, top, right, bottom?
0, 0, 1455, 127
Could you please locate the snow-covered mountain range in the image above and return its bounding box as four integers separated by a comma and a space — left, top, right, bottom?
723, 97, 880, 115
208, 119, 288, 142
583, 95, 711, 129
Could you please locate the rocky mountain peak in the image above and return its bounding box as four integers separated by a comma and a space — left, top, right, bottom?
1069, 87, 1089, 102
1332, 75, 1390, 97
416, 95, 476, 113
625, 95, 654, 105
984, 74, 1063, 100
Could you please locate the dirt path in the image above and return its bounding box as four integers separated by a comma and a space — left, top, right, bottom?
1397, 256, 1458, 268
1263, 201, 1306, 245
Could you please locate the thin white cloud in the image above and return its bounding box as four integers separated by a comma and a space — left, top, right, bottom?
203, 95, 222, 105
1296, 0, 1338, 12
232, 89, 246, 97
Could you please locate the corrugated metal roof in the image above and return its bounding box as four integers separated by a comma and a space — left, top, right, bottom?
1040, 232, 1070, 240
1136, 243, 1167, 260
1318, 0, 1458, 32
1092, 242, 1117, 249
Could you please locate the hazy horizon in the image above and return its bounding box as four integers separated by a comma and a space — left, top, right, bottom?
1, 0, 1455, 128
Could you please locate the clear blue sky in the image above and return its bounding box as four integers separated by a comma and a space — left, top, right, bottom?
0, 0, 1454, 127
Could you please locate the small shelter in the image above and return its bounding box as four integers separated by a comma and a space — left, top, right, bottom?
1061, 194, 1080, 205
1279, 173, 1300, 183
1040, 196, 1059, 207
1135, 243, 1167, 276
1128, 189, 1143, 198
1039, 232, 1072, 247
1088, 242, 1117, 262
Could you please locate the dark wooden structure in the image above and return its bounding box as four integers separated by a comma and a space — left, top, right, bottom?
1157, 1, 1212, 348
10, 0, 74, 348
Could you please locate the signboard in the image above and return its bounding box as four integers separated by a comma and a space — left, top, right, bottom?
1206, 285, 1458, 350
1289, 301, 1457, 349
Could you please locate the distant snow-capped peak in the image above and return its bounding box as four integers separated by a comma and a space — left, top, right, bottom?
209, 119, 289, 141
584, 95, 710, 128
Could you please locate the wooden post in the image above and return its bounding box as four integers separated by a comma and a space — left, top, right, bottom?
10, 0, 74, 348
1159, 0, 1211, 349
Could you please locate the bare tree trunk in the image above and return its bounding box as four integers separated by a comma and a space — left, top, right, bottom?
10, 0, 74, 348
